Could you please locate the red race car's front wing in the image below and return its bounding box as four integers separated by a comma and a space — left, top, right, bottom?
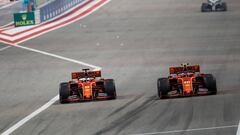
61, 95, 114, 103
164, 90, 214, 98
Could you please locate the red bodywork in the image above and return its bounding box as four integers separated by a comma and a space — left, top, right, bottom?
61, 70, 115, 103
165, 65, 212, 97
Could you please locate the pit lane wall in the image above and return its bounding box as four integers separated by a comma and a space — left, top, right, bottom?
39, 0, 84, 23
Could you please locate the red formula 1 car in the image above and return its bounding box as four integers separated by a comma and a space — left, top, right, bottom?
157, 64, 217, 99
59, 69, 116, 103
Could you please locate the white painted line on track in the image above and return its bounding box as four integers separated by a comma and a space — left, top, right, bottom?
0, 22, 13, 29
1, 43, 101, 134
1, 42, 101, 70
0, 46, 10, 51
1, 95, 59, 135
0, 42, 102, 135
132, 125, 239, 135
0, 1, 18, 10
0, 0, 111, 134
237, 121, 240, 135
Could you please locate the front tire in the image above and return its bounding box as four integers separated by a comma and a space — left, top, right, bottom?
201, 3, 212, 12
157, 78, 170, 99
216, 2, 227, 11
222, 2, 227, 11
59, 82, 70, 104
104, 79, 117, 99
204, 74, 217, 95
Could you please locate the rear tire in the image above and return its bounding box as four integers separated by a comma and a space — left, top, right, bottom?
104, 79, 117, 99
204, 74, 217, 95
222, 2, 227, 11
216, 2, 227, 11
59, 82, 70, 104
201, 3, 212, 12
157, 78, 170, 99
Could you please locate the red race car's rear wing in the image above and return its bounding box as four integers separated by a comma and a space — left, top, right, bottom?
72, 71, 101, 79
169, 65, 200, 74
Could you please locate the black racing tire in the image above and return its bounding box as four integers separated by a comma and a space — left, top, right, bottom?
204, 74, 217, 95
222, 2, 227, 11
104, 79, 117, 99
59, 82, 70, 104
216, 2, 227, 11
201, 3, 212, 12
157, 78, 170, 99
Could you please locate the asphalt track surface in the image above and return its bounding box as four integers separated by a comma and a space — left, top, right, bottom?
0, 0, 240, 134
0, 1, 21, 26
